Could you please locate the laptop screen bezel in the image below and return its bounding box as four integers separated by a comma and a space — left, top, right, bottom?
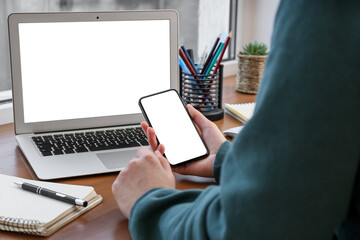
8, 10, 179, 135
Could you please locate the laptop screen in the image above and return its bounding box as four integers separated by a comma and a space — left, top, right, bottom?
18, 20, 171, 123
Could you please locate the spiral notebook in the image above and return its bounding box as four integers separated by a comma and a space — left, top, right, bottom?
225, 102, 255, 123
0, 174, 102, 236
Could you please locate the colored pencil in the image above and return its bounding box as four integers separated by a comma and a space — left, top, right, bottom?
179, 48, 208, 87
181, 45, 197, 74
201, 42, 224, 110
179, 56, 191, 75
201, 34, 221, 74
204, 43, 224, 76
179, 56, 203, 93
180, 54, 211, 108
201, 42, 223, 76
179, 48, 198, 77
213, 32, 232, 74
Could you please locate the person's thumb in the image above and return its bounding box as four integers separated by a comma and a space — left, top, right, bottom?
187, 104, 211, 130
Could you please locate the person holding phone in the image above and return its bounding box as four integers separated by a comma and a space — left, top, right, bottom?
112, 0, 360, 239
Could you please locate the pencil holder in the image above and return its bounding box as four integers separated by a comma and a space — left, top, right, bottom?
180, 65, 224, 121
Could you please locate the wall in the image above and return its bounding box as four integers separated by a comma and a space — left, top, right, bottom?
0, 1, 11, 91
239, 0, 280, 51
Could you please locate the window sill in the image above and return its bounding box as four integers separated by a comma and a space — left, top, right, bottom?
223, 60, 237, 77
0, 103, 13, 125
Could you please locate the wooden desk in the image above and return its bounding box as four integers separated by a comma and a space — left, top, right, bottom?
0, 75, 255, 240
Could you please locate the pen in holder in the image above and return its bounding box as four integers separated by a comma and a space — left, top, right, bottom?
180, 64, 224, 121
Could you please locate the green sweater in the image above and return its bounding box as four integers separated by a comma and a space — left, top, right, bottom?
129, 1, 360, 239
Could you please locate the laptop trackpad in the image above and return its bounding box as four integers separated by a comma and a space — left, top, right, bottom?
97, 150, 136, 169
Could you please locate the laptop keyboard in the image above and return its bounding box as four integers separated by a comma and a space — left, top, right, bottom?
32, 127, 149, 157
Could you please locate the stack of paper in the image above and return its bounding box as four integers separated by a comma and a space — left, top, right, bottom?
224, 102, 255, 123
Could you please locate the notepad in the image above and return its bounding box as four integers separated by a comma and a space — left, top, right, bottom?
225, 102, 255, 123
0, 174, 102, 236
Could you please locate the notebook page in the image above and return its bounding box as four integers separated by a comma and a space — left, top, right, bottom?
0, 174, 94, 223
225, 103, 255, 121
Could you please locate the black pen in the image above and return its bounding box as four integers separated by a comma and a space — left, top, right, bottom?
14, 182, 88, 207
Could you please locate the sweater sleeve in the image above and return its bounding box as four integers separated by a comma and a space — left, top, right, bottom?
213, 141, 232, 182
129, 1, 360, 239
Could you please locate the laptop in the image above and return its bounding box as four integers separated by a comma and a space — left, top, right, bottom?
8, 10, 179, 180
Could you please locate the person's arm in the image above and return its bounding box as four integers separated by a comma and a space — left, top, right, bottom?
127, 1, 360, 239
213, 140, 232, 182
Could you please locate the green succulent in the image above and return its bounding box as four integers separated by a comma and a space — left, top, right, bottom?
240, 41, 268, 56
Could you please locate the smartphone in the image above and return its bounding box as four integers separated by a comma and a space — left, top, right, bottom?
139, 89, 209, 166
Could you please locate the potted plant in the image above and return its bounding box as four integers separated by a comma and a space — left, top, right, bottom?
236, 41, 268, 94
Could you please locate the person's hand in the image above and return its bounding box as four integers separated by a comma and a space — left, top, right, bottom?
141, 104, 226, 178
112, 147, 175, 219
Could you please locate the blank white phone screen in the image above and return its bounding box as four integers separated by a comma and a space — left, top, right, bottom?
140, 90, 208, 165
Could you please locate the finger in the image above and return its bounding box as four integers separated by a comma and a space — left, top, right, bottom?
141, 121, 158, 151
155, 150, 171, 172
172, 161, 213, 178
156, 144, 165, 155
147, 127, 158, 151
172, 163, 200, 176
136, 146, 153, 157
141, 121, 149, 135
187, 104, 212, 130
171, 165, 188, 175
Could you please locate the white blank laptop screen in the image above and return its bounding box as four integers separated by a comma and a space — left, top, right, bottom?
18, 20, 170, 123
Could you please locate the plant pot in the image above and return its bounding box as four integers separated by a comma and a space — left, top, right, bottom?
236, 54, 267, 94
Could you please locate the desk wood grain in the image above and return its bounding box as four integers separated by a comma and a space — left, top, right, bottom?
0, 75, 255, 240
